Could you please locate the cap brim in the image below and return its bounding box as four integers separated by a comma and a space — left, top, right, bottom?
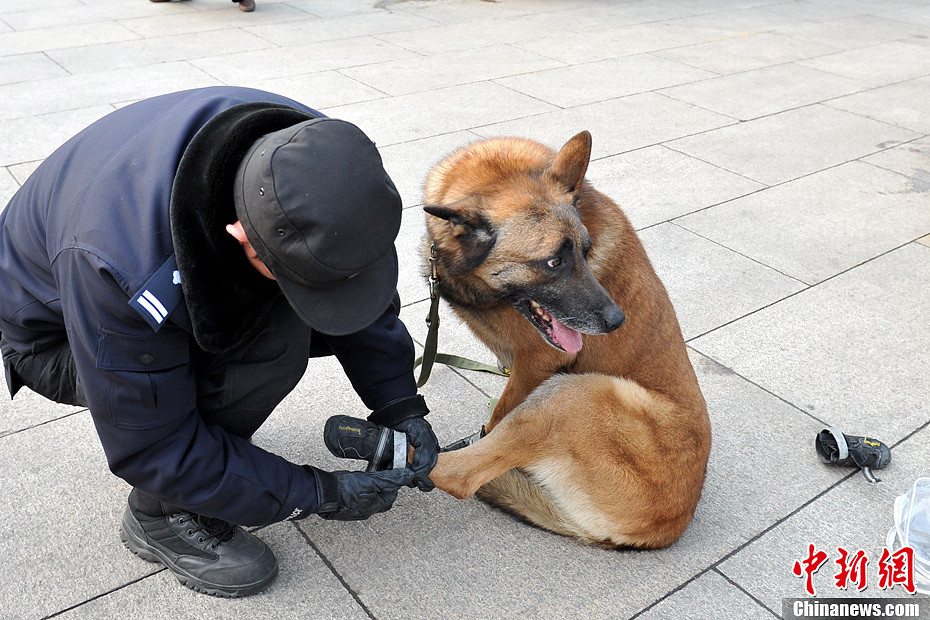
274, 246, 399, 336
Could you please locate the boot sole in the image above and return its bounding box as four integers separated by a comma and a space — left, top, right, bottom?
119, 508, 278, 598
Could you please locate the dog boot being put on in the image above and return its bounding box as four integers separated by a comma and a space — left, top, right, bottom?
324, 415, 408, 472
815, 428, 891, 483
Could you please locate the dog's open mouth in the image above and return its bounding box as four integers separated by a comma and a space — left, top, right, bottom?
524, 300, 583, 354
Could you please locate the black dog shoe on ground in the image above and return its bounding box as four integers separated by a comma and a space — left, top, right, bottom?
324, 415, 400, 471
120, 489, 278, 597
815, 428, 891, 483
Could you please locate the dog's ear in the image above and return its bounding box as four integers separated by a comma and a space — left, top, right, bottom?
545, 130, 592, 193
424, 197, 491, 237
424, 198, 496, 267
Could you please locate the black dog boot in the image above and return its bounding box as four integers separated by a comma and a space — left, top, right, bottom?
120, 489, 278, 597
324, 415, 407, 472
815, 428, 892, 483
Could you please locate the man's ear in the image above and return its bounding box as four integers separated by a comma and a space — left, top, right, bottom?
225, 220, 249, 244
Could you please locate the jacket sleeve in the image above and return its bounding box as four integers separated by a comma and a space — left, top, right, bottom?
55, 248, 319, 526
321, 298, 418, 411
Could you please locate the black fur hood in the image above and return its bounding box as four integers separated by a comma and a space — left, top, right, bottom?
169, 102, 316, 353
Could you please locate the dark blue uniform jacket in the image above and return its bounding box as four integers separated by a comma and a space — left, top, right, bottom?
0, 87, 417, 526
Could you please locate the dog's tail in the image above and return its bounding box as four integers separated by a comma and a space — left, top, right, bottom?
475, 469, 580, 540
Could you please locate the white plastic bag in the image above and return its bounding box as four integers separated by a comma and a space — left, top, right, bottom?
886, 477, 930, 595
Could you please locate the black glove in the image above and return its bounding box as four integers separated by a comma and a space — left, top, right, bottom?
305, 465, 413, 521
369, 395, 439, 492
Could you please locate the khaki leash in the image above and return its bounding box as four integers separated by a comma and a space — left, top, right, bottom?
414, 244, 510, 388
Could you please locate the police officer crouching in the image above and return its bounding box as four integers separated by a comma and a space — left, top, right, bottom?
0, 87, 439, 597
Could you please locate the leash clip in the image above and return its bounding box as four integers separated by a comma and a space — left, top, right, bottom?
428, 243, 440, 301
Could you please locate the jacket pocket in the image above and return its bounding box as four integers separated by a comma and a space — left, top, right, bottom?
96, 328, 192, 429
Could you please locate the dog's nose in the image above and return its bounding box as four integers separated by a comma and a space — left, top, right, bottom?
603, 305, 625, 332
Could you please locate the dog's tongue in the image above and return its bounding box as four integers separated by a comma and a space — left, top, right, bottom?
550, 315, 583, 354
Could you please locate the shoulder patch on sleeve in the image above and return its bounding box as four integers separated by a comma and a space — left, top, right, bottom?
129, 254, 183, 331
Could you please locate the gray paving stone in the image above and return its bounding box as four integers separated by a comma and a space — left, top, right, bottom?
0, 413, 151, 619
748, 0, 872, 22
787, 0, 924, 22
1, 62, 220, 121
691, 243, 930, 445
0, 367, 84, 436
585, 145, 765, 230
0, 106, 113, 167
396, 205, 431, 308
655, 3, 817, 36
55, 523, 369, 620
244, 8, 434, 46
0, 21, 139, 55
676, 161, 930, 284
287, 0, 382, 18
378, 130, 478, 209
0, 51, 68, 85
2, 0, 191, 29
512, 22, 698, 64
862, 137, 930, 181
637, 571, 777, 620
342, 44, 564, 97
118, 1, 309, 38
0, 0, 79, 11
828, 77, 930, 134
782, 15, 930, 50
395, 0, 582, 25
667, 105, 920, 186
46, 27, 275, 75
0, 166, 18, 209
473, 92, 736, 161
377, 10, 579, 56
719, 424, 930, 608
7, 160, 42, 185
189, 36, 416, 84
495, 54, 715, 108
883, 5, 930, 28
800, 40, 930, 87
639, 223, 807, 341
548, 1, 702, 32
655, 31, 841, 75
660, 62, 865, 121
242, 71, 385, 110
323, 82, 557, 147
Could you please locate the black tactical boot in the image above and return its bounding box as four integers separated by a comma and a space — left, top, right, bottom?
120, 489, 278, 597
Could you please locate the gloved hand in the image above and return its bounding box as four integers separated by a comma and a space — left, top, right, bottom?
369, 395, 439, 492
393, 415, 439, 491
305, 466, 414, 521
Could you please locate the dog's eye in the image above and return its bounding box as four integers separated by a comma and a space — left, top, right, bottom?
547, 257, 562, 268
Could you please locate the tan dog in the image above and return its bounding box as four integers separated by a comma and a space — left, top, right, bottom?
422, 132, 711, 549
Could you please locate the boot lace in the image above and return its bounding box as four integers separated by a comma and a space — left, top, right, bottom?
176, 513, 237, 547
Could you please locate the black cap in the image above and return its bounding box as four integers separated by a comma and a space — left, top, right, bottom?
233, 118, 402, 335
